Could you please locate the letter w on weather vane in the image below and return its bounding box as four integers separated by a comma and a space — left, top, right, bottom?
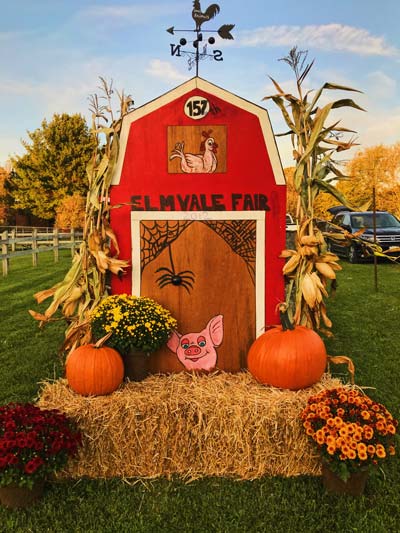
166, 1, 235, 76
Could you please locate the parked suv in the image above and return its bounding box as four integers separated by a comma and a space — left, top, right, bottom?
325, 210, 400, 263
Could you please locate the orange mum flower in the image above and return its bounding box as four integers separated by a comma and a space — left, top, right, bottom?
367, 445, 376, 455
341, 444, 350, 455
358, 450, 368, 461
336, 437, 345, 448
376, 420, 386, 432
376, 445, 386, 459
326, 435, 336, 446
363, 426, 374, 440
316, 432, 325, 445
347, 449, 357, 460
334, 417, 343, 428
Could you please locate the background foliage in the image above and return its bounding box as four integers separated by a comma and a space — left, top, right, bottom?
55, 193, 86, 229
9, 113, 96, 222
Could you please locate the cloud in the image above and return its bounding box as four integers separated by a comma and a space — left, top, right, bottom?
366, 71, 397, 100
79, 2, 184, 25
237, 24, 399, 57
146, 59, 187, 82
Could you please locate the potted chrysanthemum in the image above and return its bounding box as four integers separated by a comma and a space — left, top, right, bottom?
90, 294, 177, 380
0, 403, 81, 508
301, 387, 398, 496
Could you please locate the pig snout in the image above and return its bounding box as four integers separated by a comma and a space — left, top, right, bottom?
184, 345, 201, 356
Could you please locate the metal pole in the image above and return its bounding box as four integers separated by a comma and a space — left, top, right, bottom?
372, 184, 378, 291
195, 30, 199, 76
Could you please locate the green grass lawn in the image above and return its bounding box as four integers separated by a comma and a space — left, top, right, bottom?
0, 253, 399, 532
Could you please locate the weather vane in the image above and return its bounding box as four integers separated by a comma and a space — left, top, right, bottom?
167, 1, 235, 76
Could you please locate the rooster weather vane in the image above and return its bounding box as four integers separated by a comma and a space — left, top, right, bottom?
167, 1, 235, 76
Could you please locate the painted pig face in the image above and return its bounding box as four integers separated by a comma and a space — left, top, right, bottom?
167, 315, 224, 371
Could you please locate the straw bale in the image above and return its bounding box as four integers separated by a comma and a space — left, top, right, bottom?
37, 371, 345, 481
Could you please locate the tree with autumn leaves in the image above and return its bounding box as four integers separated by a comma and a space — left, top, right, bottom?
330, 144, 400, 218
10, 113, 96, 222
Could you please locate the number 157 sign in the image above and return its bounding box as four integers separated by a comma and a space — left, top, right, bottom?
184, 96, 210, 119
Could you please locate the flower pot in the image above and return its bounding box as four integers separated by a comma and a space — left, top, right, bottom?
321, 462, 368, 496
0, 481, 45, 508
123, 349, 149, 381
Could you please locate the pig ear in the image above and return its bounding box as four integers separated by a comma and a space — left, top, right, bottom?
167, 330, 181, 353
208, 314, 224, 347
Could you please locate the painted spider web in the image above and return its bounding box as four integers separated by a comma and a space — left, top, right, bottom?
204, 220, 256, 283
140, 219, 256, 283
140, 220, 193, 269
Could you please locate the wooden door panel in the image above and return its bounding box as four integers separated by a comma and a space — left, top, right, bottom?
139, 220, 256, 373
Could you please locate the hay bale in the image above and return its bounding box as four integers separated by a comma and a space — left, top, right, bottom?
37, 371, 344, 480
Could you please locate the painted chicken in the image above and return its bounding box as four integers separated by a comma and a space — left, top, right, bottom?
192, 1, 220, 31
169, 132, 218, 173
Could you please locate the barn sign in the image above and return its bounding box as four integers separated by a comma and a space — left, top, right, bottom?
110, 76, 286, 374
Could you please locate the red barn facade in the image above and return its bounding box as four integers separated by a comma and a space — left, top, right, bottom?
110, 77, 286, 373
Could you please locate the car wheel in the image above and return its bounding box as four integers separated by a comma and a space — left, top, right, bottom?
348, 244, 359, 264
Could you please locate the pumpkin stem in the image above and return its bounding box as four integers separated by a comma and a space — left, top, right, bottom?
278, 304, 295, 331
95, 331, 113, 348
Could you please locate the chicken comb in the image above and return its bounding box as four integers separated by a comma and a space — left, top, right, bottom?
202, 129, 213, 138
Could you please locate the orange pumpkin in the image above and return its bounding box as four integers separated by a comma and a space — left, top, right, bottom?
247, 309, 327, 390
66, 341, 124, 396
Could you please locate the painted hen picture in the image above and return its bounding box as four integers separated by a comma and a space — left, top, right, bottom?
169, 130, 218, 173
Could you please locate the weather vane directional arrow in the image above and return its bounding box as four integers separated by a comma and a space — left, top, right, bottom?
167, 1, 235, 76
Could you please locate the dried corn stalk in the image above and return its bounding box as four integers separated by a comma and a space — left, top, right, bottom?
29, 78, 134, 356
264, 48, 365, 331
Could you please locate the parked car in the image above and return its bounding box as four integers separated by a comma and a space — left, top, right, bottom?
324, 210, 400, 263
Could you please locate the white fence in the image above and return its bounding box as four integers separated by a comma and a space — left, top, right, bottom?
1, 227, 82, 276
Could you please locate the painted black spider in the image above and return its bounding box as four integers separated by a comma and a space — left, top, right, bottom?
155, 267, 195, 292
155, 244, 195, 293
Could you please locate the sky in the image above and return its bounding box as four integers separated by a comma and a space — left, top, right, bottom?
1, 0, 400, 169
